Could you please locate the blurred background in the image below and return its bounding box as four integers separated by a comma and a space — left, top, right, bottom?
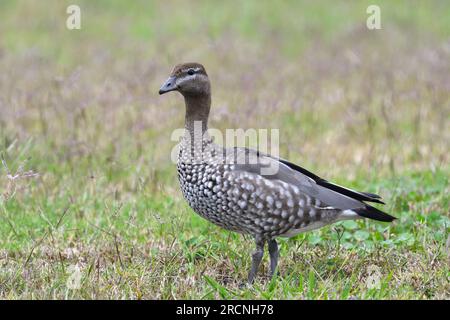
0, 0, 448, 299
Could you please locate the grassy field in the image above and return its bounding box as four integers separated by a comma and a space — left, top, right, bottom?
0, 0, 449, 299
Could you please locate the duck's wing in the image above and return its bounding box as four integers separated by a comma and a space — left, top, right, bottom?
277, 158, 384, 204
229, 147, 395, 222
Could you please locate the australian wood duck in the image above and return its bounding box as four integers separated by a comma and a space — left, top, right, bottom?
159, 62, 395, 283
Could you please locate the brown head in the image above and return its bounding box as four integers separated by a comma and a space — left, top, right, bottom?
159, 63, 210, 97
159, 63, 212, 131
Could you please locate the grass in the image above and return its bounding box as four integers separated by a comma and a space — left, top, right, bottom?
0, 0, 449, 299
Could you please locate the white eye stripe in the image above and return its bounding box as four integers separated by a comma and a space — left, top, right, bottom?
182, 67, 201, 73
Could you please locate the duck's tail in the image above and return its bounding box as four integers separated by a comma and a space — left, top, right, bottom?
353, 205, 396, 222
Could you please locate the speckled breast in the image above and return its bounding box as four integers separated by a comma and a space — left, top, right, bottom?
176, 160, 240, 231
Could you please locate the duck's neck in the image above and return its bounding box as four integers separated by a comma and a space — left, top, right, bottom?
181, 92, 221, 164
184, 93, 211, 138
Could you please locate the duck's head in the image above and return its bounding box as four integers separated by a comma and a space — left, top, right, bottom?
159, 63, 210, 97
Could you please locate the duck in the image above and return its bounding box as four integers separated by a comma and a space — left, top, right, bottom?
159, 62, 395, 283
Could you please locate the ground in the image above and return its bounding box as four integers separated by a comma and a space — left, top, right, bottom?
0, 0, 449, 299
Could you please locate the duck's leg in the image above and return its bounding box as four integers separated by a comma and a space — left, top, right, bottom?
248, 236, 265, 284
268, 239, 279, 277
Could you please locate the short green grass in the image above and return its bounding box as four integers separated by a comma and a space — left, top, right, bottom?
0, 0, 449, 299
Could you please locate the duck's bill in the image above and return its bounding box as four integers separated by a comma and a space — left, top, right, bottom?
159, 76, 177, 94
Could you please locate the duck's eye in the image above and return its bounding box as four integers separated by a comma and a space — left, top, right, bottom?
187, 69, 195, 75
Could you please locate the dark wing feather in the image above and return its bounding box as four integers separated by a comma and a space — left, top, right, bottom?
278, 159, 385, 204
